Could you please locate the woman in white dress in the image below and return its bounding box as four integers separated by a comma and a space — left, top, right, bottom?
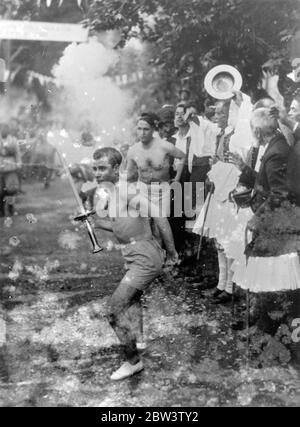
193, 94, 254, 304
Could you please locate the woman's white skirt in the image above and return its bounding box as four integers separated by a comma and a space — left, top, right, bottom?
232, 253, 300, 293
193, 194, 252, 260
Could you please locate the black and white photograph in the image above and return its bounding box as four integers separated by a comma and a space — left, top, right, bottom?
0, 0, 300, 409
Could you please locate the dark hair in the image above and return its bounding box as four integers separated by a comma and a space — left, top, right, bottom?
185, 101, 197, 110
185, 100, 205, 114
293, 91, 300, 103
157, 105, 175, 125
93, 147, 122, 168
204, 98, 215, 109
175, 103, 187, 113
138, 112, 160, 130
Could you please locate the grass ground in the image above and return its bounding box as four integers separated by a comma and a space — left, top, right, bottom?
1, 178, 300, 407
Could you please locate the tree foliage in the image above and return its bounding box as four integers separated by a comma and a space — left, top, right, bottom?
0, 0, 84, 72
86, 0, 300, 103
0, 0, 85, 108
0, 0, 83, 16
1, 0, 300, 108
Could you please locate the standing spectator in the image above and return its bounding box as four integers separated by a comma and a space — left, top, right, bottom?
254, 97, 294, 146
157, 105, 186, 251
173, 104, 192, 185
194, 92, 254, 304
126, 112, 185, 188
232, 109, 300, 338
0, 124, 22, 217
185, 102, 219, 207
173, 100, 219, 212
289, 93, 300, 130
204, 98, 217, 121
126, 113, 185, 255
178, 86, 192, 106
286, 94, 300, 206
262, 69, 300, 205
157, 105, 176, 144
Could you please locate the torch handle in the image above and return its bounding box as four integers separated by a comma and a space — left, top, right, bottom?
84, 219, 103, 253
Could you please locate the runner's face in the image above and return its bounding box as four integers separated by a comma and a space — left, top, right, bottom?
289, 100, 300, 122
137, 120, 154, 144
93, 157, 117, 184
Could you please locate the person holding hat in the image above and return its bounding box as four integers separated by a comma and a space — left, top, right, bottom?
193, 65, 255, 303
193, 85, 254, 304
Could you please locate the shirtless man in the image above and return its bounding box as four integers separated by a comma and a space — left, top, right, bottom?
126, 113, 185, 185
125, 113, 185, 245
91, 147, 178, 380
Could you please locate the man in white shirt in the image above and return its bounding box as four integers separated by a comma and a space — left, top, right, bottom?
173, 103, 218, 211
188, 111, 219, 207
173, 104, 192, 184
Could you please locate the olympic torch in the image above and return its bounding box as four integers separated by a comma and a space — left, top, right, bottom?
56, 149, 103, 254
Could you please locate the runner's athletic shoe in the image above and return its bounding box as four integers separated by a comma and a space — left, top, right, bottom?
110, 361, 144, 381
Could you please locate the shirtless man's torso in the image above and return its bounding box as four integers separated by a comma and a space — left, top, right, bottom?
126, 117, 185, 185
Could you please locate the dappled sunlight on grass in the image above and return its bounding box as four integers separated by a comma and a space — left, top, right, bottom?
1, 178, 300, 406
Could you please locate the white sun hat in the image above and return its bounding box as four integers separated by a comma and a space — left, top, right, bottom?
204, 64, 243, 100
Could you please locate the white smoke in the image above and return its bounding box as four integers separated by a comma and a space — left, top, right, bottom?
52, 38, 133, 143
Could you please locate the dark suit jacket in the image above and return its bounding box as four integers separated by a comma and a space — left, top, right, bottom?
289, 124, 300, 206
294, 122, 300, 141
240, 132, 291, 211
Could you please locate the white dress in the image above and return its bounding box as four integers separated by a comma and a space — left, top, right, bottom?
232, 202, 300, 293
232, 253, 300, 293
193, 161, 252, 260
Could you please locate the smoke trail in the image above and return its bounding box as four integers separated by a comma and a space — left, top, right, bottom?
52, 38, 133, 147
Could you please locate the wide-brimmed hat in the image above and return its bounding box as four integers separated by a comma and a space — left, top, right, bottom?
204, 65, 243, 100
